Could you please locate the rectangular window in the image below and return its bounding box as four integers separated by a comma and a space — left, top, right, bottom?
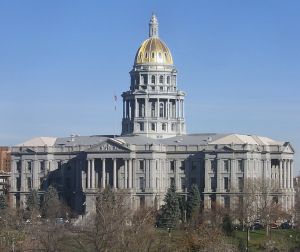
181, 177, 186, 190
40, 161, 45, 172
139, 122, 144, 131
170, 160, 175, 172
139, 177, 145, 190
224, 160, 229, 172
17, 161, 21, 173
211, 177, 216, 192
40, 178, 44, 190
238, 177, 244, 192
151, 123, 155, 131
180, 161, 185, 171
27, 177, 32, 190
16, 177, 21, 191
139, 160, 144, 171
224, 177, 229, 191
238, 160, 244, 172
170, 177, 175, 186
27, 162, 32, 173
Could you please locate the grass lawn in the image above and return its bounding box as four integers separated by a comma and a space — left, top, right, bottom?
233, 229, 300, 251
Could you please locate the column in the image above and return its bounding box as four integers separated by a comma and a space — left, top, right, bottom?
113, 158, 117, 189
204, 159, 211, 192
87, 160, 91, 189
132, 159, 136, 190
123, 101, 125, 118
279, 160, 283, 189
217, 159, 222, 192
291, 160, 294, 189
182, 99, 185, 118
167, 99, 170, 119
128, 159, 132, 189
11, 161, 17, 191
33, 160, 39, 189
124, 159, 128, 189
21, 160, 26, 191
230, 159, 236, 191
150, 159, 156, 189
243, 159, 248, 179
145, 159, 149, 189
287, 159, 291, 189
82, 167, 86, 190
135, 98, 138, 117
145, 98, 148, 118
91, 159, 95, 188
157, 98, 160, 117
102, 158, 106, 188
283, 160, 287, 189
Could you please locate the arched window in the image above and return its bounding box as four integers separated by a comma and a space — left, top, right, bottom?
152, 52, 155, 58
159, 102, 164, 117
159, 75, 164, 84
145, 52, 148, 58
162, 123, 166, 131
167, 76, 170, 84
151, 75, 156, 84
158, 52, 162, 58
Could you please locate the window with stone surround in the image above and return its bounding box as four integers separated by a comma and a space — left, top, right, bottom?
151, 75, 156, 84
139, 177, 145, 190
159, 75, 164, 84
40, 161, 45, 172
238, 177, 244, 192
27, 177, 32, 190
224, 177, 229, 191
170, 177, 175, 186
181, 177, 186, 190
27, 161, 32, 173
224, 160, 229, 172
139, 160, 144, 171
170, 160, 175, 172
238, 160, 244, 172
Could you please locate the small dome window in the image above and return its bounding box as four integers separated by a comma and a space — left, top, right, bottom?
167, 76, 170, 84
159, 75, 164, 84
152, 52, 155, 58
158, 52, 162, 58
145, 52, 148, 58
151, 75, 156, 84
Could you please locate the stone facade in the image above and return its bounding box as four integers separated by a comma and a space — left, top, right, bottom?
9, 15, 295, 214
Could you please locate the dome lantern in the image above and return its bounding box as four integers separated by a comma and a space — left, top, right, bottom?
149, 14, 159, 38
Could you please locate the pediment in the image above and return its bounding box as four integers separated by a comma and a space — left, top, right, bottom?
20, 147, 36, 154
86, 140, 130, 153
283, 143, 294, 154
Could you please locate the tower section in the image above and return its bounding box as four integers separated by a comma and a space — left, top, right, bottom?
121, 15, 186, 139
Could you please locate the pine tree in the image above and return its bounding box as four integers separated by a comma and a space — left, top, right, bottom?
157, 184, 180, 228
26, 189, 40, 212
42, 185, 61, 219
0, 194, 7, 210
186, 184, 201, 220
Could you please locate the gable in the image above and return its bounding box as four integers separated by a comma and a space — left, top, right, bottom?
283, 143, 295, 154
86, 140, 130, 153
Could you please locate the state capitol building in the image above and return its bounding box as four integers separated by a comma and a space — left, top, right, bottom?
9, 15, 295, 214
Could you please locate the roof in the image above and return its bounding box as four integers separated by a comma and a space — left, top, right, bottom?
17, 137, 57, 147
15, 133, 286, 148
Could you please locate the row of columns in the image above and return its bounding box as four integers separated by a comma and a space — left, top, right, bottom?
123, 98, 184, 119
278, 159, 294, 189
85, 158, 134, 190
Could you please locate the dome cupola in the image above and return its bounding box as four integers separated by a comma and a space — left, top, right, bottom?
134, 14, 173, 65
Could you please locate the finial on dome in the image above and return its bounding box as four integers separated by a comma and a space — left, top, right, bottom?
149, 14, 159, 38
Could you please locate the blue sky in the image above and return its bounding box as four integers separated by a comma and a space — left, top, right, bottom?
0, 1, 299, 172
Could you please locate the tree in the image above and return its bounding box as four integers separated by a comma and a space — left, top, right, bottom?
26, 189, 40, 214
222, 214, 233, 236
0, 194, 7, 210
42, 185, 62, 219
186, 184, 201, 220
157, 184, 180, 228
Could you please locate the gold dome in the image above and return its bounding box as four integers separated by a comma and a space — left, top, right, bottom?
134, 37, 173, 65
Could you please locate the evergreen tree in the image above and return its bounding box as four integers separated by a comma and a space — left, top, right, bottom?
222, 214, 233, 236
186, 184, 201, 220
0, 194, 7, 210
26, 189, 40, 212
42, 185, 61, 219
157, 184, 180, 228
